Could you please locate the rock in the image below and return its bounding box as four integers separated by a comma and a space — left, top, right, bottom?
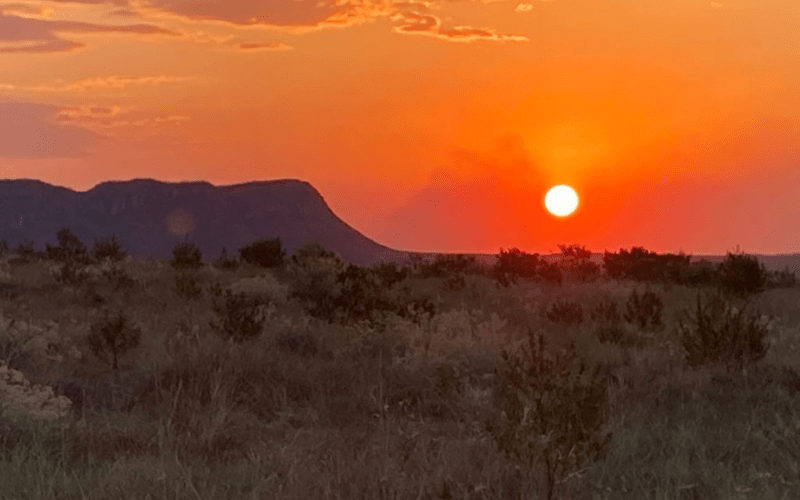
0, 362, 71, 421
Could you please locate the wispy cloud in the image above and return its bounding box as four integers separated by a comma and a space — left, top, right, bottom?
0, 75, 193, 93
0, 11, 178, 53
0, 101, 95, 158
234, 42, 293, 52
514, 4, 533, 13
392, 4, 527, 42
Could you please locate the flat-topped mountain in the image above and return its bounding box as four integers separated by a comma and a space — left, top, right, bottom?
0, 178, 409, 266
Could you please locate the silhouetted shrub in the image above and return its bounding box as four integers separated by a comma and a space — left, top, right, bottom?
558, 244, 600, 282
238, 238, 285, 268
102, 265, 136, 291
91, 234, 128, 262
289, 243, 344, 321
11, 239, 42, 263
45, 227, 90, 264
208, 283, 266, 344
537, 261, 563, 285
213, 247, 239, 271
175, 272, 202, 300
170, 240, 203, 271
493, 247, 540, 287
591, 298, 621, 323
603, 247, 690, 283
717, 252, 767, 298
623, 288, 663, 330
546, 299, 583, 324
489, 329, 611, 500
56, 260, 90, 287
0, 240, 8, 257
767, 268, 797, 289
86, 309, 142, 371
678, 259, 718, 287
370, 262, 410, 288
595, 324, 626, 346
416, 254, 482, 288
678, 291, 770, 373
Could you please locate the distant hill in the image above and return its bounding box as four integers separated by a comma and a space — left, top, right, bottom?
0, 178, 410, 266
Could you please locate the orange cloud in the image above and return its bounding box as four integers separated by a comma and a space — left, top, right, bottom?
234, 42, 293, 52
0, 101, 95, 158
392, 4, 527, 42
0, 75, 193, 93
0, 11, 178, 53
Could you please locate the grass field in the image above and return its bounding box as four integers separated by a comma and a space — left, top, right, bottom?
0, 253, 799, 499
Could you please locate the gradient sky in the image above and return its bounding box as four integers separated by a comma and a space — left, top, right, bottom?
1, 0, 798, 255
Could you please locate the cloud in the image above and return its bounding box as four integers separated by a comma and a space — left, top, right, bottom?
234, 42, 293, 52
392, 5, 528, 42
0, 101, 95, 158
0, 11, 178, 53
0, 75, 193, 93
514, 3, 533, 12
0, 3, 56, 18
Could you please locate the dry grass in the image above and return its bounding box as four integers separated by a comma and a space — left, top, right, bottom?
0, 256, 798, 499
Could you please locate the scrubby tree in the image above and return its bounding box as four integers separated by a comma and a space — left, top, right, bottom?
170, 240, 203, 271
493, 247, 540, 286
91, 234, 128, 262
46, 227, 90, 263
87, 309, 142, 371
558, 244, 600, 282
208, 283, 266, 344
238, 238, 285, 268
716, 251, 767, 298
214, 246, 239, 270
0, 240, 9, 257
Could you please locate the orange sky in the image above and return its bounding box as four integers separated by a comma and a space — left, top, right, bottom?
1, 0, 798, 255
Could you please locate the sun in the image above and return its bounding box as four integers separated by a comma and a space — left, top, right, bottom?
544, 185, 579, 217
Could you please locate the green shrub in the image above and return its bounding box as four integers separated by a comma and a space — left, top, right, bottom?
208, 283, 266, 344
716, 252, 767, 298
678, 291, 770, 373
170, 240, 203, 271
546, 299, 583, 324
175, 272, 202, 300
238, 238, 285, 268
86, 309, 142, 371
623, 288, 663, 330
489, 329, 611, 500
91, 234, 128, 262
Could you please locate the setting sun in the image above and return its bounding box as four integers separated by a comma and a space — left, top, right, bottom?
545, 185, 579, 217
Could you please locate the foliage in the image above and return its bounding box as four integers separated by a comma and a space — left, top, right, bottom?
717, 251, 767, 298
101, 264, 136, 291
677, 259, 719, 287
288, 243, 345, 321
546, 299, 583, 324
489, 329, 612, 500
213, 247, 239, 271
370, 262, 410, 289
10, 239, 42, 263
538, 261, 563, 285
766, 268, 797, 289
91, 234, 128, 262
170, 240, 203, 271
208, 283, 267, 344
623, 288, 664, 330
678, 291, 770, 373
175, 272, 203, 300
86, 309, 142, 371
45, 227, 90, 264
238, 238, 285, 268
594, 324, 627, 346
55, 260, 90, 288
590, 298, 621, 324
558, 244, 600, 282
0, 240, 8, 257
414, 254, 482, 289
493, 247, 540, 287
603, 247, 690, 283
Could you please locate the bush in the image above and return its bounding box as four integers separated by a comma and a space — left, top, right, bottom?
45, 227, 90, 264
91, 234, 128, 262
591, 298, 621, 323
213, 247, 239, 271
11, 239, 42, 263
208, 283, 266, 344
289, 243, 345, 321
546, 299, 583, 324
493, 248, 540, 287
623, 288, 663, 330
102, 265, 136, 291
370, 262, 410, 289
767, 268, 796, 289
170, 240, 203, 271
55, 260, 90, 288
537, 261, 563, 285
0, 240, 8, 257
595, 324, 626, 345
238, 238, 285, 268
489, 329, 611, 500
717, 252, 767, 298
175, 272, 203, 300
678, 291, 770, 373
86, 309, 142, 371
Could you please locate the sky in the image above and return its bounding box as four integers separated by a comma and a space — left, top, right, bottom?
0, 0, 798, 256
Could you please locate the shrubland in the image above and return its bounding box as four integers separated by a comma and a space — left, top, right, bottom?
0, 232, 797, 498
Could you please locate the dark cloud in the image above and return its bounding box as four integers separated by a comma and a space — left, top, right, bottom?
0, 12, 178, 53
0, 101, 95, 158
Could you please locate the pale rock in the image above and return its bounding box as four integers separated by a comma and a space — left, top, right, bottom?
0, 362, 72, 421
